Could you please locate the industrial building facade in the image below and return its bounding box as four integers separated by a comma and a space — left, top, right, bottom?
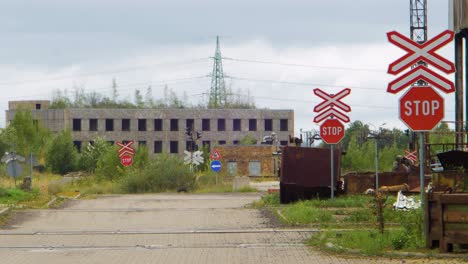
6, 100, 294, 155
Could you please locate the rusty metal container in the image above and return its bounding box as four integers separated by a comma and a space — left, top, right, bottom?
280, 146, 341, 203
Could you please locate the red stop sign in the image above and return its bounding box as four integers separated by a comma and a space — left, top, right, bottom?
320, 119, 345, 144
399, 86, 444, 131
120, 154, 133, 167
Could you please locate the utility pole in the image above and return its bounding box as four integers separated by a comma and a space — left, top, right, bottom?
208, 36, 228, 108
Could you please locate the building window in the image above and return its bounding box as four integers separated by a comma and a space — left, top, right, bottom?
202, 141, 211, 151
105, 119, 114, 131
35, 104, 41, 110
154, 119, 163, 131
154, 141, 162, 153
249, 119, 257, 131
138, 141, 147, 147
227, 161, 238, 176
280, 140, 288, 146
249, 161, 261, 176
170, 119, 179, 131
73, 141, 82, 152
280, 119, 288, 131
186, 119, 194, 131
72, 118, 81, 131
108, 141, 114, 145
138, 119, 147, 131
170, 141, 178, 153
89, 119, 98, 131
264, 119, 273, 131
202, 119, 210, 131
218, 140, 226, 145
89, 141, 95, 146
233, 140, 239, 145
218, 119, 226, 131
122, 140, 131, 145
122, 119, 130, 131
233, 119, 241, 131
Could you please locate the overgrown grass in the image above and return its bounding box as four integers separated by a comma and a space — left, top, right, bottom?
280, 202, 334, 225
0, 188, 37, 204
307, 228, 425, 255
300, 195, 372, 208
256, 192, 427, 255
0, 173, 63, 208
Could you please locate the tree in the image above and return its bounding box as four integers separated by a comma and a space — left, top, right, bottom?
111, 78, 119, 103
145, 86, 154, 108
46, 130, 78, 174
134, 89, 144, 108
3, 110, 50, 157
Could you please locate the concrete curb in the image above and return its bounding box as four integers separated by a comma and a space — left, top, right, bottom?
0, 207, 9, 216
46, 197, 58, 208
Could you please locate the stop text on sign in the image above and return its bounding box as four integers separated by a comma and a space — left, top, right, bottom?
403, 100, 440, 116
320, 119, 346, 144
321, 126, 343, 136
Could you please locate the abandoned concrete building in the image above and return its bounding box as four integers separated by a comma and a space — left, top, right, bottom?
6, 100, 294, 157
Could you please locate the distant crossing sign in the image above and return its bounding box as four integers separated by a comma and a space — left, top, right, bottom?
210, 148, 222, 160
404, 150, 418, 163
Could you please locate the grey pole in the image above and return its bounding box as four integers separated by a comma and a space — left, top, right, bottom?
375, 139, 379, 191
419, 132, 425, 238
330, 144, 334, 199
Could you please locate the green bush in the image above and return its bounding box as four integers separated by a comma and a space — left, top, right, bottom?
96, 145, 125, 180
78, 138, 112, 172
46, 130, 78, 175
118, 154, 195, 193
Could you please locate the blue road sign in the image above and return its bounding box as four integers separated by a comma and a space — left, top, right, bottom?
210, 160, 222, 173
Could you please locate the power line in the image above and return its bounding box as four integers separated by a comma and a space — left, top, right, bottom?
227, 76, 386, 91
223, 57, 386, 73
0, 58, 210, 86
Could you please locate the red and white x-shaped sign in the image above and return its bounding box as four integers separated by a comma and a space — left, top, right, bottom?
117, 141, 135, 158
313, 88, 351, 113
387, 65, 455, 94
313, 88, 351, 123
387, 30, 455, 75
404, 150, 417, 163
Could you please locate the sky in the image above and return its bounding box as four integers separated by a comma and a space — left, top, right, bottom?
0, 0, 457, 135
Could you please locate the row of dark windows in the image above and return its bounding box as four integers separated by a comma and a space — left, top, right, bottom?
72, 118, 289, 132
72, 140, 289, 154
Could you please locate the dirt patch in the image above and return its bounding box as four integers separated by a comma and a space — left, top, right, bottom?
259, 207, 287, 228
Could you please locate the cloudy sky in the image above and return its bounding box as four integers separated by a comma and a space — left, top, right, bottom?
0, 1, 455, 134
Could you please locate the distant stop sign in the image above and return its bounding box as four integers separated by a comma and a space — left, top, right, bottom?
320, 119, 345, 144
120, 154, 133, 167
399, 86, 444, 131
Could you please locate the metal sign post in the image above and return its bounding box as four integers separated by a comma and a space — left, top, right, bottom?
330, 145, 334, 199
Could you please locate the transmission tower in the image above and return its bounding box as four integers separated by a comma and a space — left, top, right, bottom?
410, 0, 427, 44
208, 36, 227, 108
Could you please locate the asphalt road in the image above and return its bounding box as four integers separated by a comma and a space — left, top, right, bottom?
0, 193, 464, 263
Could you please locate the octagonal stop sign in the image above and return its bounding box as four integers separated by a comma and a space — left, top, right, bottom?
320, 119, 345, 144
399, 86, 444, 131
